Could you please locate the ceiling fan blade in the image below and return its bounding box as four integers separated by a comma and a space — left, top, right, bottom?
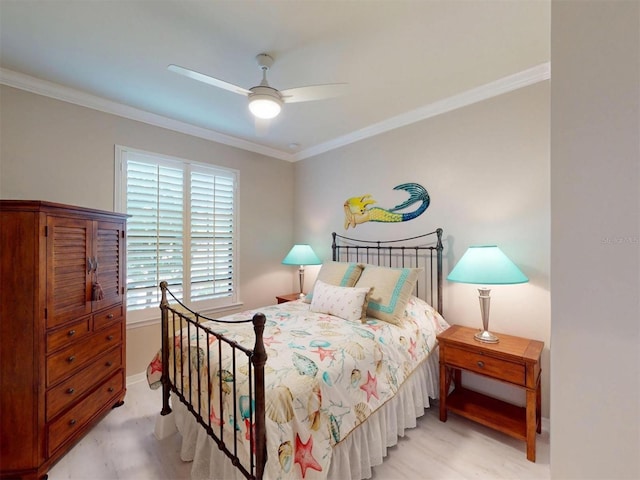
280, 83, 348, 103
168, 64, 251, 96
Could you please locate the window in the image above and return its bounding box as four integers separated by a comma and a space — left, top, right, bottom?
115, 146, 239, 323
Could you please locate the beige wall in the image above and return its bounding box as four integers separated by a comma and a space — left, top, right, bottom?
0, 86, 295, 376
295, 82, 551, 417
550, 1, 639, 478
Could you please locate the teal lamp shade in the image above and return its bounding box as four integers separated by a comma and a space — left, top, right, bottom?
447, 245, 528, 285
281, 244, 321, 267
282, 244, 321, 296
447, 245, 528, 343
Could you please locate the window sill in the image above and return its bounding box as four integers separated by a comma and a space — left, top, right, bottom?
126, 301, 246, 330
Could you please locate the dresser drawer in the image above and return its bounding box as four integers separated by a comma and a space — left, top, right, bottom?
46, 321, 123, 387
94, 304, 123, 330
443, 345, 525, 385
46, 317, 91, 353
46, 347, 123, 421
47, 370, 124, 456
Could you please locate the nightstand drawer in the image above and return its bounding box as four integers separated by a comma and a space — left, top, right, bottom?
443, 345, 525, 385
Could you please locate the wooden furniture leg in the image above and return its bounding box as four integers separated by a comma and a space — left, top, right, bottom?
526, 388, 537, 462
439, 363, 448, 421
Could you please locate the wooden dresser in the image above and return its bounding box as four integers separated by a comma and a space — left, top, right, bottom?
0, 201, 127, 479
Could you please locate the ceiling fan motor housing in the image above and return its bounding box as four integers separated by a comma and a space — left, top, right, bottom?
256, 53, 275, 70
248, 85, 283, 119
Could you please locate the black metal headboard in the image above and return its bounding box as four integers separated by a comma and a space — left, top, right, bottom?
332, 229, 444, 315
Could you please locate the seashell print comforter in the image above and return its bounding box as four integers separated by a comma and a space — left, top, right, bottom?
147, 296, 449, 480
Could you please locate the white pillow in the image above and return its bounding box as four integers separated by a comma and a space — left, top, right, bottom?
304, 261, 364, 303
309, 280, 372, 322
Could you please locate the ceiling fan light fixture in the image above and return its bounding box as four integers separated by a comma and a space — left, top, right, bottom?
248, 86, 283, 119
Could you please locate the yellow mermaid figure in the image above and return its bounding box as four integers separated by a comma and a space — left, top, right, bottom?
343, 183, 430, 229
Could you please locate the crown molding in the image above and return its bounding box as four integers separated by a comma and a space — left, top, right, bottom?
0, 68, 295, 162
294, 62, 551, 161
1, 63, 549, 163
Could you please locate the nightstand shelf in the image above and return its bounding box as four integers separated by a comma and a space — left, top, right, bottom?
445, 387, 527, 440
437, 325, 544, 462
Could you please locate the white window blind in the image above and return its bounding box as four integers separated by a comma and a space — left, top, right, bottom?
115, 147, 238, 322
190, 167, 235, 302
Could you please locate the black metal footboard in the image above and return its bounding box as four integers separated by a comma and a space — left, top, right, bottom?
159, 281, 267, 480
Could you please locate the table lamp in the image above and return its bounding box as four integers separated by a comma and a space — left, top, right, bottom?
447, 245, 528, 343
282, 244, 322, 297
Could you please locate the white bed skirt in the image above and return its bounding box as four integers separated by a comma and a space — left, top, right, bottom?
163, 348, 440, 480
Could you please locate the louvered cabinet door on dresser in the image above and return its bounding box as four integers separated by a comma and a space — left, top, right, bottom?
0, 201, 127, 480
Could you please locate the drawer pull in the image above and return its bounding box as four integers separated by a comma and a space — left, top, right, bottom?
107, 335, 114, 341
107, 313, 114, 319
66, 387, 75, 394
105, 361, 113, 367
108, 387, 114, 393
67, 355, 76, 363
68, 329, 76, 337
477, 361, 485, 368
69, 419, 77, 426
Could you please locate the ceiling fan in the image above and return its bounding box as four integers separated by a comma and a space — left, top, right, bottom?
168, 53, 347, 120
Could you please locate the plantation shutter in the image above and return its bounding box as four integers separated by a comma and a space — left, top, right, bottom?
118, 147, 238, 318
190, 167, 235, 302
126, 159, 184, 310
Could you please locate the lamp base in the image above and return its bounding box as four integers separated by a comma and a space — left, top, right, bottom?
474, 330, 499, 343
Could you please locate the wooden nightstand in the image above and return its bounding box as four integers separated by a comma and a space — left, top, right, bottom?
276, 293, 302, 304
437, 325, 544, 462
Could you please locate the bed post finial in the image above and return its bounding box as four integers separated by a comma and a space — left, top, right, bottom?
435, 229, 444, 316
160, 281, 169, 306
252, 313, 268, 480
332, 232, 337, 261
159, 281, 171, 416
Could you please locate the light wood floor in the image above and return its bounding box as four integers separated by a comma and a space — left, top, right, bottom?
48, 380, 550, 480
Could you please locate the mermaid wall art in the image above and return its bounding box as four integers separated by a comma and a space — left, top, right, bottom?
343, 182, 430, 230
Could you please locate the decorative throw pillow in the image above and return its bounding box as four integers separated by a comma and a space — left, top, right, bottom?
354, 265, 420, 325
304, 261, 364, 303
309, 280, 372, 322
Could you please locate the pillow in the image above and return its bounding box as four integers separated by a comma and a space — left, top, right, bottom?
310, 280, 372, 322
304, 261, 364, 303
354, 265, 420, 325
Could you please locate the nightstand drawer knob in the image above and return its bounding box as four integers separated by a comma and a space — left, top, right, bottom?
66, 387, 75, 394
67, 355, 76, 363
68, 329, 76, 337
477, 361, 485, 368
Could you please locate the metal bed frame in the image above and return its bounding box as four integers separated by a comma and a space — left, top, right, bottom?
158, 229, 443, 480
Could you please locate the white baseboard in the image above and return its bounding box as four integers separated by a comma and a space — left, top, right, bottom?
126, 371, 147, 386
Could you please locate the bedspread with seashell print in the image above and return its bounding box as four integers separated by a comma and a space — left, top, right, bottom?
147, 296, 449, 480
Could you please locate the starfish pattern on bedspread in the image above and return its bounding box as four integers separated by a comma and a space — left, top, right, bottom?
295, 433, 322, 478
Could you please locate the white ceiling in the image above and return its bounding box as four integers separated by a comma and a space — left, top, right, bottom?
0, 1, 550, 161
